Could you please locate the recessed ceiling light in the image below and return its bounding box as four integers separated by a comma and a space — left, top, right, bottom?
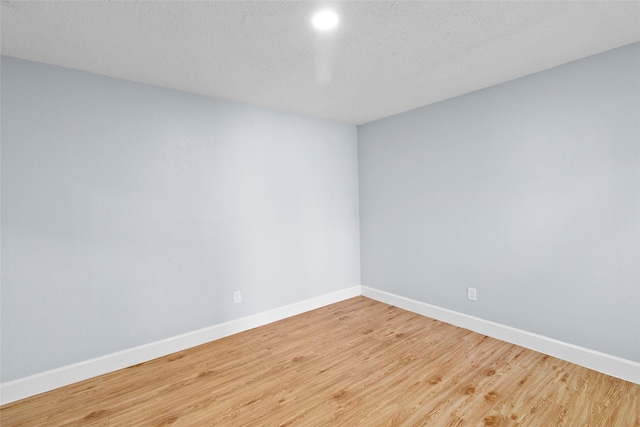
312, 11, 339, 31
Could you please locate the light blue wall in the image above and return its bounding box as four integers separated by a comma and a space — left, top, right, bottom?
358, 43, 640, 362
0, 56, 360, 382
2, 42, 638, 384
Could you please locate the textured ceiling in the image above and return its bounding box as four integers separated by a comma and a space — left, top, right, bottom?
1, 1, 639, 125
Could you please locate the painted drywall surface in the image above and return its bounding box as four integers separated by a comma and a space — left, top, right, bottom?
358, 43, 640, 362
0, 56, 360, 382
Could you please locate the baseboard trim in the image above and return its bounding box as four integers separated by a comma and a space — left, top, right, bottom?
0, 286, 361, 405
361, 286, 640, 385
3, 284, 637, 405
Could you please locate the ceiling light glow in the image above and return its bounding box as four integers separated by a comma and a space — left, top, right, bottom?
312, 11, 339, 31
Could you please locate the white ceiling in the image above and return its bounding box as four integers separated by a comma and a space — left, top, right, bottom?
2, 1, 639, 125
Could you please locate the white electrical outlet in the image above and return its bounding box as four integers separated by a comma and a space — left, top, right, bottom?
233, 291, 242, 304
467, 287, 477, 302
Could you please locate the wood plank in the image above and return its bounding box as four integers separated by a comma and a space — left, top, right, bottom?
1, 297, 638, 426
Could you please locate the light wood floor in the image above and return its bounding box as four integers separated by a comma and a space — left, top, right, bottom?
1, 296, 638, 426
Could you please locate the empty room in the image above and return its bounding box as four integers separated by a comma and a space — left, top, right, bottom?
1, 1, 639, 425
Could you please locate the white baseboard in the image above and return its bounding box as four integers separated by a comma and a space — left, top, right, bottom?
0, 286, 361, 405
361, 286, 640, 385
3, 284, 637, 405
